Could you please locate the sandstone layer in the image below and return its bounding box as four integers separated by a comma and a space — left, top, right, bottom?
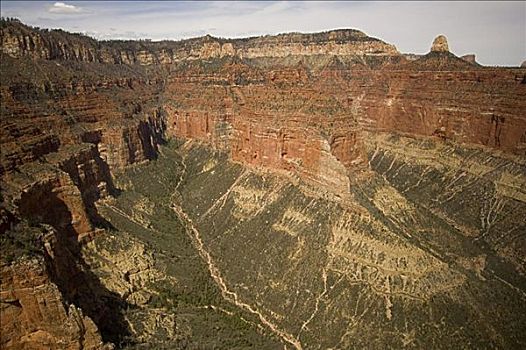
1, 20, 399, 65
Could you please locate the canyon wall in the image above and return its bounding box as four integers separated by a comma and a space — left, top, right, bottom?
1, 27, 168, 347
164, 46, 525, 195
352, 66, 526, 153
1, 256, 110, 350
1, 19, 526, 348
1, 19, 398, 65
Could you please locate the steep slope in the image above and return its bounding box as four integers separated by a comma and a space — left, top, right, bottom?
164, 140, 525, 349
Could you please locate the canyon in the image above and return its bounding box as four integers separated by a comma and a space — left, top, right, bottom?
1, 18, 525, 349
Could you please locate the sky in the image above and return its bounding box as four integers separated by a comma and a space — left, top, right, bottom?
1, 1, 525, 66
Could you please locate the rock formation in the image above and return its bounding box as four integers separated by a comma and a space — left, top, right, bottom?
461, 53, 477, 64
0, 257, 112, 350
1, 20, 399, 64
1, 18, 525, 349
431, 34, 449, 52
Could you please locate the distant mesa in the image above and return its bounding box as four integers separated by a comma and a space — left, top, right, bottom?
431, 35, 449, 52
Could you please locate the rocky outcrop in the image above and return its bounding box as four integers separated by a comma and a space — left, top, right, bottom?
229, 122, 354, 196
97, 114, 165, 173
164, 72, 367, 196
1, 28, 168, 347
0, 142, 137, 347
461, 54, 477, 64
402, 53, 422, 61
431, 34, 449, 52
0, 257, 110, 350
1, 19, 526, 348
164, 46, 525, 196
228, 30, 399, 59
351, 68, 526, 153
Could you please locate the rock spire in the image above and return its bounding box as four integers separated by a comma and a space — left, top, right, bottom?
431, 35, 449, 52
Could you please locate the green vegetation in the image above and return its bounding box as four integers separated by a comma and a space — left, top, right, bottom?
144, 140, 526, 349
0, 220, 45, 264
98, 140, 282, 349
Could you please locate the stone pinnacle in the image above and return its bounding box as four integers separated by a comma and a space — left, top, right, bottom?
431, 35, 449, 52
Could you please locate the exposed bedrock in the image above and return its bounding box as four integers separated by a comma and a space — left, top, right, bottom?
353, 68, 526, 153
431, 34, 450, 52
1, 20, 399, 64
461, 54, 478, 65
0, 144, 160, 348
164, 53, 525, 197
166, 106, 362, 197
0, 256, 111, 350
1, 50, 168, 348
1, 18, 526, 349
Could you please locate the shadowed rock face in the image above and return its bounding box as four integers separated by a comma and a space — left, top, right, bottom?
1, 18, 526, 349
0, 256, 111, 350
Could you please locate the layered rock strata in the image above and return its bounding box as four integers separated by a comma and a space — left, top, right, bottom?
1, 23, 168, 347
1, 19, 525, 349
164, 37, 525, 195
1, 20, 399, 64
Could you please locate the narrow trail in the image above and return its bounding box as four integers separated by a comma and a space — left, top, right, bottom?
171, 203, 303, 350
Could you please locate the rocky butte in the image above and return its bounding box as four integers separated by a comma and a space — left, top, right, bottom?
1, 18, 525, 349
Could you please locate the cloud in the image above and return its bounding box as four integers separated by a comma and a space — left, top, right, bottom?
48, 2, 82, 14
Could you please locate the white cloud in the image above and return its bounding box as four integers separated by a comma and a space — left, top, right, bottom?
48, 2, 82, 14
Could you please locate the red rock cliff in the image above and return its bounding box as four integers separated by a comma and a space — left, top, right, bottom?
1, 257, 111, 350
164, 39, 525, 194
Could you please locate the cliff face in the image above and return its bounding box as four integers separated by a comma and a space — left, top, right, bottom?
1, 24, 168, 347
1, 62, 167, 236
351, 68, 526, 153
164, 51, 525, 195
1, 20, 525, 349
0, 257, 110, 350
1, 20, 399, 64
